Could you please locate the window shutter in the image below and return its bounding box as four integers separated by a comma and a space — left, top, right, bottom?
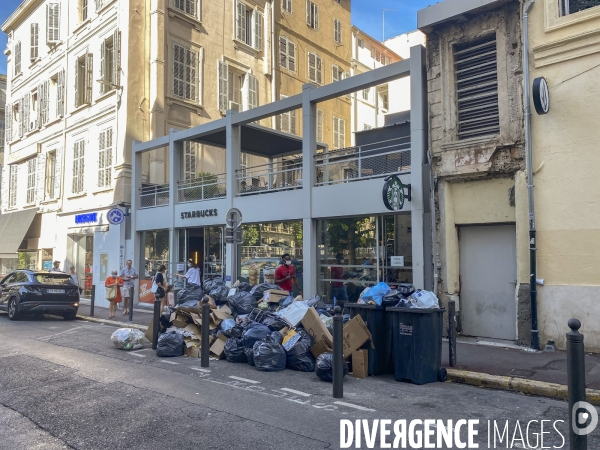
279, 36, 287, 68
106, 129, 113, 186
254, 11, 263, 50
5, 103, 11, 144
317, 109, 323, 143
316, 55, 322, 85
37, 152, 46, 203
74, 59, 79, 107
30, 23, 39, 61
100, 40, 105, 94
306, 0, 311, 26
38, 82, 44, 127
0, 164, 7, 212
288, 41, 296, 72
22, 96, 30, 136
54, 148, 62, 198
248, 73, 258, 109
96, 0, 103, 12
57, 71, 64, 117
15, 41, 21, 74
98, 131, 105, 187
314, 4, 319, 29
333, 117, 339, 148
188, 49, 197, 101
236, 1, 246, 42
218, 60, 229, 112
340, 118, 345, 148
332, 65, 339, 82
113, 29, 121, 86
308, 52, 315, 82
85, 53, 93, 104
72, 143, 78, 193
290, 109, 296, 135
46, 5, 50, 42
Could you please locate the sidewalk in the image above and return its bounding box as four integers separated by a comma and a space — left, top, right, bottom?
77, 303, 153, 327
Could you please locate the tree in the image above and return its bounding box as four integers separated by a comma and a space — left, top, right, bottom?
242, 224, 259, 246
326, 217, 375, 264
290, 221, 303, 248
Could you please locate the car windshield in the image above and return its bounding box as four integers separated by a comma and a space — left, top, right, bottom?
35, 274, 74, 285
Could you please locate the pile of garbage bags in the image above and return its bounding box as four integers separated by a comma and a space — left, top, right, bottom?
176, 283, 204, 305
315, 352, 348, 382
111, 328, 145, 350
156, 331, 185, 357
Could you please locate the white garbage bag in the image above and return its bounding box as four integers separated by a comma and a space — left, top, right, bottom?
409, 290, 440, 309
111, 328, 146, 350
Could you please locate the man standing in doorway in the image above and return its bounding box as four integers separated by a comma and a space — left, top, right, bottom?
330, 253, 348, 306
49, 261, 63, 272
119, 260, 139, 316
275, 253, 301, 296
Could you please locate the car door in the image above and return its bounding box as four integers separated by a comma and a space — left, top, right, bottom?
0, 273, 16, 309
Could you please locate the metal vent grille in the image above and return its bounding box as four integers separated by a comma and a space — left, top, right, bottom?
454, 34, 499, 139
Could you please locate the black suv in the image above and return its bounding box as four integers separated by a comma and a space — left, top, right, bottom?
0, 270, 80, 320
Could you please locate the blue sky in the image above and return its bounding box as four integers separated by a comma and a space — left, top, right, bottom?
0, 0, 436, 75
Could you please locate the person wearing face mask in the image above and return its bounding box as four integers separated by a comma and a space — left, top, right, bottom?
105, 270, 124, 319
275, 253, 302, 296
174, 259, 202, 288
330, 253, 348, 306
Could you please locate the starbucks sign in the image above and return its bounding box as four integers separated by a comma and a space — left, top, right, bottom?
382, 175, 409, 211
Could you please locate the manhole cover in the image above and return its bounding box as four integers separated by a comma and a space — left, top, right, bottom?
546, 359, 596, 373
509, 368, 536, 378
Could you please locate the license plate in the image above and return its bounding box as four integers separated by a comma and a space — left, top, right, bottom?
48, 289, 65, 294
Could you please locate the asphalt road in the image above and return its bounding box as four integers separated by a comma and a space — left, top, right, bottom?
0, 313, 598, 450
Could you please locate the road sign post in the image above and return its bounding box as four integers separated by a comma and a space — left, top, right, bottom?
226, 209, 243, 286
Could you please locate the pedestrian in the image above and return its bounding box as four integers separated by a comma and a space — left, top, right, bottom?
69, 266, 83, 294
164, 285, 175, 311
174, 259, 202, 287
330, 253, 348, 306
105, 270, 124, 319
119, 259, 139, 316
49, 261, 62, 272
153, 265, 167, 309
275, 253, 302, 296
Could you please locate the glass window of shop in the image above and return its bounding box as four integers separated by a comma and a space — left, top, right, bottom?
316, 214, 412, 305
142, 230, 170, 279
177, 227, 226, 283
239, 221, 303, 294
67, 235, 93, 297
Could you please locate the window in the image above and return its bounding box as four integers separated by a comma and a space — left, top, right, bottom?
26, 158, 37, 203
362, 88, 370, 101
308, 52, 322, 84
5, 103, 12, 144
279, 36, 296, 72
334, 0, 341, 3
377, 84, 388, 110
332, 64, 342, 82
217, 61, 257, 112
561, 0, 600, 15
358, 38, 364, 48
14, 41, 22, 75
74, 54, 93, 107
172, 43, 198, 102
306, 0, 319, 29
228, 70, 243, 106
46, 151, 57, 199
334, 19, 342, 44
454, 34, 499, 139
98, 128, 112, 188
175, 0, 200, 18
80, 0, 88, 21
279, 95, 296, 134
8, 165, 18, 208
235, 1, 263, 50
101, 30, 121, 94
46, 70, 65, 120
240, 152, 248, 178
46, 3, 60, 43
72, 140, 85, 193
29, 91, 38, 132
95, 0, 107, 11
248, 73, 258, 110
317, 109, 323, 143
333, 116, 345, 149
30, 24, 39, 61
183, 141, 197, 180
282, 0, 292, 14
0, 118, 4, 154
38, 80, 49, 125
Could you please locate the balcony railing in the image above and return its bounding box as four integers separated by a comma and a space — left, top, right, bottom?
178, 173, 227, 203
140, 184, 170, 209
314, 136, 411, 186
237, 160, 303, 196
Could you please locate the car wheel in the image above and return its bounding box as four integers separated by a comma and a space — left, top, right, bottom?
63, 312, 77, 321
8, 298, 19, 321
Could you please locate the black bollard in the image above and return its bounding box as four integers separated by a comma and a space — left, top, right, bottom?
152, 295, 161, 350
567, 319, 589, 450
90, 285, 96, 317
201, 296, 211, 368
448, 300, 457, 367
333, 305, 343, 399
128, 286, 134, 323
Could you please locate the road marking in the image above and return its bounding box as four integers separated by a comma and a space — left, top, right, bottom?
191, 367, 211, 373
280, 388, 311, 397
129, 352, 146, 358
160, 360, 179, 365
333, 401, 376, 412
37, 326, 90, 341
228, 376, 260, 384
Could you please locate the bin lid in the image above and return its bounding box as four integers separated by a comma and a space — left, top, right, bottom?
386, 307, 446, 314
345, 303, 384, 310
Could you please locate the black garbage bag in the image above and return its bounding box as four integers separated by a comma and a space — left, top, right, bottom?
266, 303, 281, 313
224, 338, 248, 363
249, 283, 279, 301
176, 283, 204, 304
262, 314, 287, 332
270, 331, 283, 344
281, 295, 294, 308
253, 335, 287, 372
178, 299, 201, 309
315, 352, 348, 382
209, 284, 231, 305
159, 313, 172, 329
203, 277, 224, 293
242, 323, 271, 348
286, 330, 316, 372
245, 347, 255, 366
397, 283, 416, 296
237, 282, 253, 292
156, 332, 185, 357
228, 292, 257, 316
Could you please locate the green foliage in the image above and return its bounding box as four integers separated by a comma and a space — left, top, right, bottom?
242, 224, 260, 246
325, 217, 376, 264
290, 221, 303, 247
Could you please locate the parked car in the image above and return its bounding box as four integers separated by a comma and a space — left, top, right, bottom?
239, 258, 303, 297
0, 270, 80, 320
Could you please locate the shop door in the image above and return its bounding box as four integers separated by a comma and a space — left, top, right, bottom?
459, 225, 517, 340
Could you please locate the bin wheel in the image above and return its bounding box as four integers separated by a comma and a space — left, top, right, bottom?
438, 367, 448, 382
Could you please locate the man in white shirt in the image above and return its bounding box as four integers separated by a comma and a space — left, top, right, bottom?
175, 259, 202, 287
119, 260, 138, 315
49, 261, 62, 272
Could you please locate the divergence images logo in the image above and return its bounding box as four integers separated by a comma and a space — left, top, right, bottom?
572, 401, 598, 436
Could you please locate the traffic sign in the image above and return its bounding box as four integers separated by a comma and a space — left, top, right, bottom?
107, 208, 125, 225
225, 227, 243, 244
226, 208, 243, 227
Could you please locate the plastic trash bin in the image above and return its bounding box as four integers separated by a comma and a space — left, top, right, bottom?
387, 307, 447, 385
345, 303, 394, 375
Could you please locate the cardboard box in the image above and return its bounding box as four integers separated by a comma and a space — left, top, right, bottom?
342, 315, 372, 359
212, 308, 234, 322
310, 339, 332, 359
184, 324, 202, 339
209, 333, 228, 358
185, 338, 200, 348
145, 318, 155, 342
185, 347, 200, 358
302, 307, 333, 346
263, 289, 290, 304
352, 350, 368, 379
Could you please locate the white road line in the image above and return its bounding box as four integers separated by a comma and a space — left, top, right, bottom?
191, 368, 211, 373
333, 401, 376, 412
129, 353, 146, 358
280, 388, 311, 397
37, 326, 89, 341
160, 360, 179, 365
228, 376, 260, 384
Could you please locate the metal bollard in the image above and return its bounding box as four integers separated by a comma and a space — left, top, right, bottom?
448, 300, 457, 367
90, 285, 96, 317
128, 286, 134, 323
152, 295, 161, 350
567, 319, 588, 450
201, 296, 211, 368
333, 305, 344, 399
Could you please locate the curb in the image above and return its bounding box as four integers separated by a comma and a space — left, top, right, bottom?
447, 369, 600, 406
77, 315, 148, 332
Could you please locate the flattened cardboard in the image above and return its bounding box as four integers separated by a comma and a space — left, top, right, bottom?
185, 339, 200, 348
145, 318, 155, 342
209, 333, 228, 358
352, 350, 368, 379
310, 340, 332, 359
212, 309, 234, 322
342, 315, 372, 359
302, 307, 333, 346
184, 324, 202, 338
185, 347, 200, 358
220, 305, 232, 315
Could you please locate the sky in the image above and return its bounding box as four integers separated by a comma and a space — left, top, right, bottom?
0, 0, 436, 75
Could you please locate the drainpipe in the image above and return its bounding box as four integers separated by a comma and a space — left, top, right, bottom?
522, 0, 538, 350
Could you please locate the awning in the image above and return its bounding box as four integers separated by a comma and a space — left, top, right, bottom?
0, 209, 38, 258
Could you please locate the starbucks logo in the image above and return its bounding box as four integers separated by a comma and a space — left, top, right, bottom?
383, 175, 405, 211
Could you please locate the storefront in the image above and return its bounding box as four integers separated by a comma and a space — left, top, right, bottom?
0, 209, 41, 277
